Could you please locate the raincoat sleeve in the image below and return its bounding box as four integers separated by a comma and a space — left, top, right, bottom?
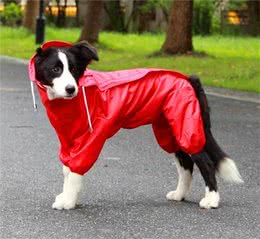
61, 118, 110, 175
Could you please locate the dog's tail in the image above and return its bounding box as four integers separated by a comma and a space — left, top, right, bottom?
188, 75, 243, 183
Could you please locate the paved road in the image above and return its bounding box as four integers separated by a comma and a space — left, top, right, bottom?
0, 59, 259, 239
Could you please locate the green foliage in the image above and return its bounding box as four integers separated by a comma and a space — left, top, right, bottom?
139, 0, 171, 14
193, 0, 215, 35
211, 13, 221, 34
104, 1, 125, 32
0, 3, 23, 26
220, 0, 250, 36
2, 0, 17, 4
0, 26, 259, 92
226, 0, 247, 10
46, 15, 79, 28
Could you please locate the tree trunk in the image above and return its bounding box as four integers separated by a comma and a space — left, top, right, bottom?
56, 0, 67, 27
22, 0, 40, 32
78, 0, 104, 44
75, 0, 79, 26
104, 0, 125, 32
247, 0, 260, 36
137, 0, 154, 33
78, 0, 88, 23
161, 0, 193, 54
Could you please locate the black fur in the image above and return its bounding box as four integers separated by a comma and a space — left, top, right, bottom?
191, 152, 218, 192
186, 75, 229, 193
175, 150, 194, 174
35, 48, 64, 86
188, 76, 227, 167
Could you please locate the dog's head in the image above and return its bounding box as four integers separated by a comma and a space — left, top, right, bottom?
34, 41, 98, 100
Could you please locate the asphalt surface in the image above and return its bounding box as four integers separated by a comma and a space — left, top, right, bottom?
0, 58, 259, 239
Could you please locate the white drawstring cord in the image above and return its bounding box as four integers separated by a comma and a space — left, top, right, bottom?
82, 86, 93, 133
30, 81, 38, 112
30, 82, 93, 132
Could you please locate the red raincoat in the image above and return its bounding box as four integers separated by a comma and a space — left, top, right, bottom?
29, 41, 205, 175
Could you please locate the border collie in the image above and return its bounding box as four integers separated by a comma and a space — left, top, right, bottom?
31, 41, 243, 210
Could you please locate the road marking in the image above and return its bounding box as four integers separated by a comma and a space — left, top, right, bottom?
0, 87, 28, 92
206, 91, 260, 104
9, 125, 33, 129
0, 55, 28, 65
105, 157, 121, 161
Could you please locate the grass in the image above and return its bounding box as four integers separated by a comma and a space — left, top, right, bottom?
0, 26, 259, 92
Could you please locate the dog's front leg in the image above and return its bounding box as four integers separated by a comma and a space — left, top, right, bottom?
52, 166, 83, 210
52, 166, 69, 209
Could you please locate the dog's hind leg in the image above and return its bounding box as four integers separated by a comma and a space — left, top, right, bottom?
52, 166, 83, 210
191, 151, 220, 209
167, 150, 194, 201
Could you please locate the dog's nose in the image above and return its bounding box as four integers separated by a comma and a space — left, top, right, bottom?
65, 85, 76, 95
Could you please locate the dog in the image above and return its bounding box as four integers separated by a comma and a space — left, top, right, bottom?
29, 40, 243, 210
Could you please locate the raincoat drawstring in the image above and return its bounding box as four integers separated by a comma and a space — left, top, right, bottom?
30, 81, 38, 112
82, 86, 93, 133
30, 81, 93, 132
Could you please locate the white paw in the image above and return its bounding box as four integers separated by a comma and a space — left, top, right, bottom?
52, 193, 76, 210
166, 190, 185, 201
52, 193, 65, 210
63, 201, 77, 210
199, 191, 220, 209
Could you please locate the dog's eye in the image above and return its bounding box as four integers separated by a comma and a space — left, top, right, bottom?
52, 67, 62, 74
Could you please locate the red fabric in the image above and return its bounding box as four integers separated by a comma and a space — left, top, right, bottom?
29, 41, 206, 175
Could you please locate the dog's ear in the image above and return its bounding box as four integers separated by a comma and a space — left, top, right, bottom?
71, 41, 99, 63
35, 47, 48, 59
35, 47, 46, 65
36, 47, 43, 56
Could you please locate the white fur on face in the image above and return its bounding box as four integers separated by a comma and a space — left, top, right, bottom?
47, 52, 78, 100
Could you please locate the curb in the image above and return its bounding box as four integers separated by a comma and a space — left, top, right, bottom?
0, 55, 28, 65
1, 55, 259, 104
205, 87, 260, 104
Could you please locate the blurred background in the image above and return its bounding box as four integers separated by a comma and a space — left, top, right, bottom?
0, 0, 259, 92
1, 0, 259, 36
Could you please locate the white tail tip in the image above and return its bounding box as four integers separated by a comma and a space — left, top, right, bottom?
217, 157, 244, 183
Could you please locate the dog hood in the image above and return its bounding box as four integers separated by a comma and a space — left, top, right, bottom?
28, 41, 205, 175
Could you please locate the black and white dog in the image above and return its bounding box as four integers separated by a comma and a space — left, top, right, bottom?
33, 42, 243, 210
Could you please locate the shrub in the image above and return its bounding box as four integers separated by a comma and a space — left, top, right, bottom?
193, 0, 215, 35
0, 3, 23, 26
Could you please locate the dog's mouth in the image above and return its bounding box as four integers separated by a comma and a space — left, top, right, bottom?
63, 94, 76, 99
45, 87, 78, 100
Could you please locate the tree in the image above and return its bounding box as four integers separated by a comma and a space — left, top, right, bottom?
56, 0, 67, 27
161, 0, 193, 54
78, 0, 104, 44
75, 0, 79, 26
247, 0, 260, 36
104, 0, 125, 32
136, 0, 170, 33
22, 0, 40, 32
136, 0, 153, 33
